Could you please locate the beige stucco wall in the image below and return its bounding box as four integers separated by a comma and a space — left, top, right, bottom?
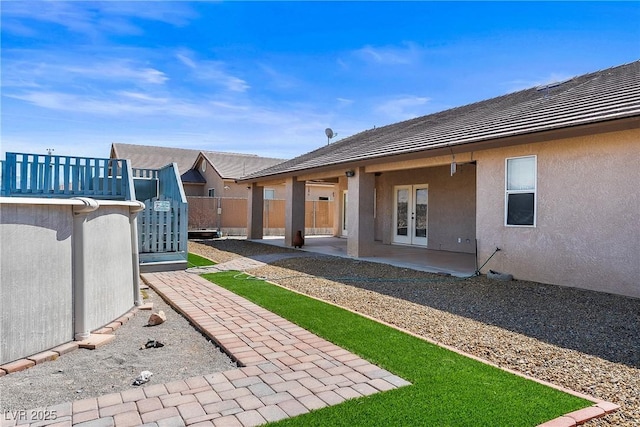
475, 128, 640, 298
376, 164, 477, 253
183, 183, 204, 197
305, 184, 335, 200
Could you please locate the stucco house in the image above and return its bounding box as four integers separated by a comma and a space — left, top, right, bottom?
240, 61, 640, 299
110, 143, 286, 197
110, 143, 336, 234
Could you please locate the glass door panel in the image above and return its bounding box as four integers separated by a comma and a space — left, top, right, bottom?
393, 186, 411, 244
393, 184, 428, 246
413, 186, 428, 246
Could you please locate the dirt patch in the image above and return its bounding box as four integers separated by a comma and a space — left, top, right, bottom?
0, 286, 237, 412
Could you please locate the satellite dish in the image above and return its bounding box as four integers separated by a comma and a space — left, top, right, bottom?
325, 128, 337, 145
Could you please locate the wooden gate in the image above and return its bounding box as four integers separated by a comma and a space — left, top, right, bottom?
133, 163, 188, 267
138, 197, 187, 255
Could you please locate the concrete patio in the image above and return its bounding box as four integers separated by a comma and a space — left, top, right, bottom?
252, 236, 478, 278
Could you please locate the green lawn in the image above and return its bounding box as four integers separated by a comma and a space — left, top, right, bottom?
202, 271, 590, 427
187, 252, 216, 268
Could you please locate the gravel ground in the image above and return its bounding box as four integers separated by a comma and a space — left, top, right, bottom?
2, 238, 636, 426
189, 239, 640, 427
0, 286, 237, 412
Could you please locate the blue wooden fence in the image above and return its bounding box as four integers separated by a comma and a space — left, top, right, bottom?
134, 163, 188, 264
138, 196, 188, 254
0, 152, 187, 267
1, 152, 134, 200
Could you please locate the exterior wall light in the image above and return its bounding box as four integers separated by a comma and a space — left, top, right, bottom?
345, 170, 355, 178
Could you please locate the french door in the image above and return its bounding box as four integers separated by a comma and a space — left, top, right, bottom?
393, 184, 428, 246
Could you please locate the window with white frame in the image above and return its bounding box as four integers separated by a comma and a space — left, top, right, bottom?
505, 156, 536, 226
207, 188, 215, 197
264, 189, 276, 200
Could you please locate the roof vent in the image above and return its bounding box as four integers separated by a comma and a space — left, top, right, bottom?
536, 78, 572, 91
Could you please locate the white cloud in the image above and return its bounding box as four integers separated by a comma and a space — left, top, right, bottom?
336, 98, 354, 106
374, 95, 431, 121
258, 64, 299, 89
354, 42, 423, 65
177, 53, 197, 69
1, 1, 196, 37
197, 64, 249, 92
172, 51, 250, 92
116, 91, 169, 103
189, 60, 250, 93
1, 54, 169, 88
209, 101, 250, 112
5, 91, 206, 117
65, 62, 169, 85
336, 58, 349, 70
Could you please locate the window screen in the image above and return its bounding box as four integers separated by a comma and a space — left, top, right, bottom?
506, 156, 536, 226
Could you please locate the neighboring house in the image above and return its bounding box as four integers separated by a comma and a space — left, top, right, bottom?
110, 142, 335, 200
240, 61, 640, 299
189, 151, 286, 198
110, 143, 336, 234
110, 143, 284, 196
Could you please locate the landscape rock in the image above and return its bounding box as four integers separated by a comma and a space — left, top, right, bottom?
147, 310, 166, 326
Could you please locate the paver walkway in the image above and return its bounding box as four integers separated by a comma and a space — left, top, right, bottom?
3, 271, 409, 427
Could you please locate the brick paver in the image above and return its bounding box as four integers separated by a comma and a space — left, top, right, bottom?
0, 359, 35, 374
5, 270, 409, 426
2, 267, 620, 426
3, 272, 416, 427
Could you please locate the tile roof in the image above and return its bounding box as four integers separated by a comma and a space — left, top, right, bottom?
110, 143, 286, 181
111, 143, 201, 175
180, 168, 206, 184
243, 61, 640, 180
199, 151, 286, 180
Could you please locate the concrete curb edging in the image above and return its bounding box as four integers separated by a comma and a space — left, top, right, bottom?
221, 269, 621, 427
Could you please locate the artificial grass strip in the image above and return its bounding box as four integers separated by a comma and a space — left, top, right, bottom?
202, 271, 591, 427
187, 252, 216, 268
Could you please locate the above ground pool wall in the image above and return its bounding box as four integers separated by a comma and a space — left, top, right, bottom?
0, 197, 144, 365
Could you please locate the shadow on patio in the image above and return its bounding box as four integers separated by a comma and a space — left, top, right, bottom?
255, 235, 478, 277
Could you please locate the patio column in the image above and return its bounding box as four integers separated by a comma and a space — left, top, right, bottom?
247, 183, 264, 239
284, 177, 305, 247
347, 167, 375, 257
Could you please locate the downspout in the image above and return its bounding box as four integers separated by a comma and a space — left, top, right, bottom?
72, 197, 99, 341
129, 201, 145, 306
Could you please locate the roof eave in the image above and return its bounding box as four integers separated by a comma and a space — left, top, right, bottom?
239, 115, 640, 183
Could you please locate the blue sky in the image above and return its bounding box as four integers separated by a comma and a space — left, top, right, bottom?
2, 1, 639, 161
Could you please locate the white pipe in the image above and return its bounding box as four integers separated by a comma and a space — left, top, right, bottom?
71, 197, 99, 341
129, 201, 145, 306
